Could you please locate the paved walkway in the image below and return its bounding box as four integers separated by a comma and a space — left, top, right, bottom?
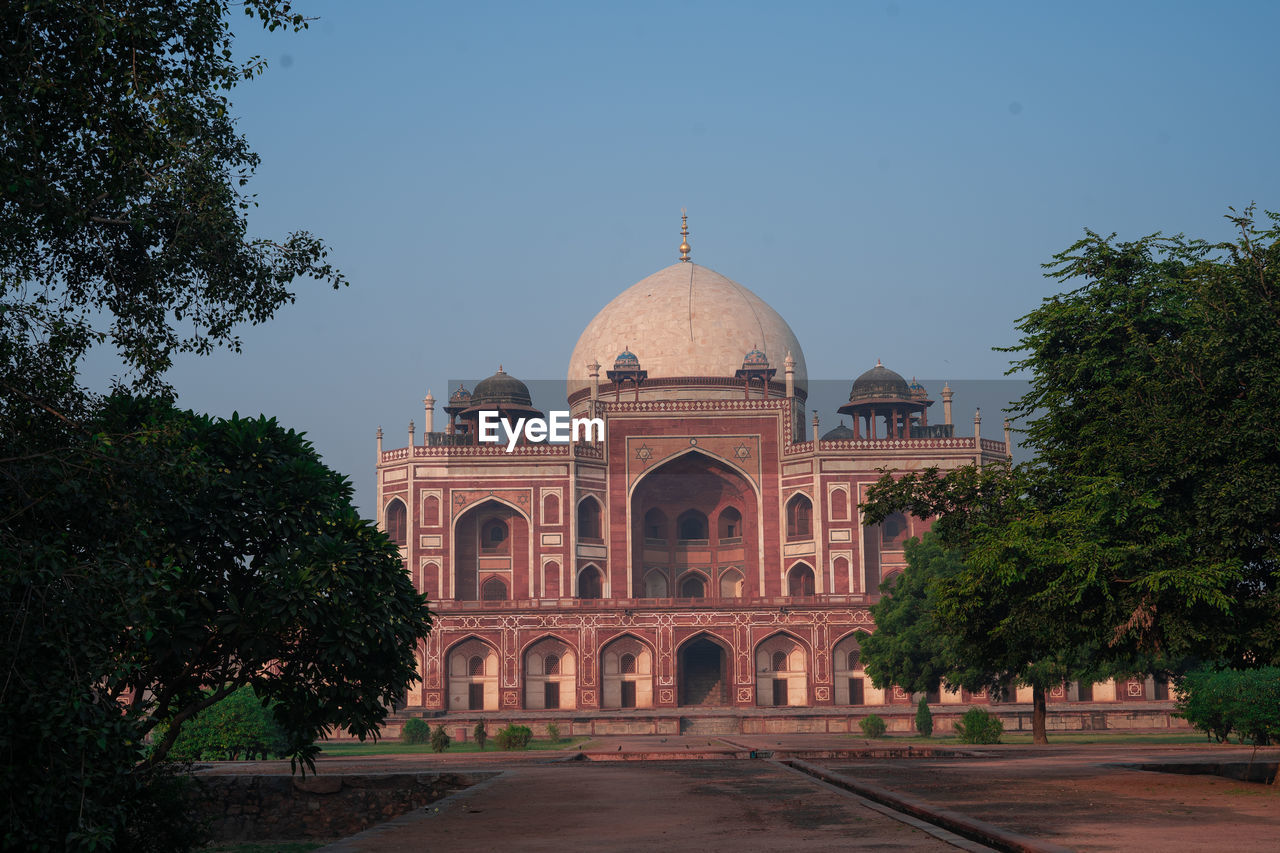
199, 736, 1280, 852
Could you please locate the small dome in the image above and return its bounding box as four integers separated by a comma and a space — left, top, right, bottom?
742, 346, 769, 369
822, 421, 855, 440
849, 360, 911, 402
449, 385, 472, 405
908, 377, 929, 401
613, 348, 641, 370
471, 366, 533, 408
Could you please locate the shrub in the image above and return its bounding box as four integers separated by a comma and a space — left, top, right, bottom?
858, 714, 887, 738
954, 707, 1003, 744
158, 686, 288, 761
401, 717, 431, 745
915, 696, 933, 738
496, 723, 534, 750
430, 725, 452, 753
546, 722, 560, 743
1175, 667, 1280, 746
474, 720, 488, 750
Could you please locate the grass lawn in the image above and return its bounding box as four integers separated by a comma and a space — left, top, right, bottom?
849, 731, 1207, 745
318, 735, 591, 756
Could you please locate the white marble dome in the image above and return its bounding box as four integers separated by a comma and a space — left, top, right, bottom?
568, 263, 808, 399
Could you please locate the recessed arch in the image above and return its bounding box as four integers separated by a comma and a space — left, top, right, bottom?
754, 630, 811, 707
577, 563, 604, 599
787, 561, 816, 597
786, 492, 813, 540
676, 631, 733, 707
577, 494, 603, 541
384, 497, 407, 546
523, 635, 576, 710
642, 569, 669, 599
718, 567, 744, 599
600, 632, 656, 709
450, 498, 529, 601
626, 446, 762, 504
834, 630, 874, 706
445, 635, 499, 711
677, 570, 709, 599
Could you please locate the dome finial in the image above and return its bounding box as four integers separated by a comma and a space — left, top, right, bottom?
679, 208, 691, 262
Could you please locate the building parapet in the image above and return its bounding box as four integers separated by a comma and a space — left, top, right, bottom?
431, 594, 873, 612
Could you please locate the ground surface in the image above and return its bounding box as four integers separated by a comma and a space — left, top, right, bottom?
197, 734, 1280, 852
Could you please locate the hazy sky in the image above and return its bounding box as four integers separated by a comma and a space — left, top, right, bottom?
83, 1, 1280, 515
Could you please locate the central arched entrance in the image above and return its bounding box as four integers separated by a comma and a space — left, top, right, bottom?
630, 450, 759, 599
678, 635, 729, 707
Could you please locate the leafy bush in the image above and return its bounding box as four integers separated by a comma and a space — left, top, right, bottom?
496, 724, 534, 750
954, 707, 1003, 744
474, 720, 488, 750
430, 725, 452, 753
158, 686, 287, 761
546, 722, 560, 743
915, 696, 933, 737
401, 718, 431, 745
1175, 667, 1280, 745
858, 714, 887, 738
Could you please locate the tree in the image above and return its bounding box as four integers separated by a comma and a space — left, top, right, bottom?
1, 4, 409, 849
861, 208, 1280, 744
1007, 208, 1280, 666
2, 397, 432, 848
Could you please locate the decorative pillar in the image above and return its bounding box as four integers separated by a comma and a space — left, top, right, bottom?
424, 391, 435, 436
942, 382, 953, 425
376, 425, 383, 457
408, 420, 415, 447
784, 351, 795, 399
1004, 419, 1013, 458
588, 360, 600, 401
974, 408, 982, 466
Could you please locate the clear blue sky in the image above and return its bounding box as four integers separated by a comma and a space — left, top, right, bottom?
84, 1, 1280, 515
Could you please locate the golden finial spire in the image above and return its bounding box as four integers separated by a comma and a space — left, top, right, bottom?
678, 209, 691, 262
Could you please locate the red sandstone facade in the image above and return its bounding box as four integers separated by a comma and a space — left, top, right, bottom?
377, 251, 1165, 716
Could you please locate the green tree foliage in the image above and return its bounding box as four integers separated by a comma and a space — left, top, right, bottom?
474, 720, 488, 750
1174, 668, 1280, 745
1006, 208, 1280, 666
954, 708, 1004, 744
430, 725, 452, 754
158, 686, 288, 761
1, 3, 425, 850
858, 714, 887, 738
915, 696, 933, 738
545, 722, 560, 743
402, 718, 431, 746
1, 0, 343, 399
2, 397, 432, 848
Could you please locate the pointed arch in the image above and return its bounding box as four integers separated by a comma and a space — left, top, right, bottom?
577, 494, 603, 541
676, 570, 708, 599
828, 486, 849, 521
787, 561, 816, 597
444, 635, 499, 711
786, 492, 812, 540
676, 631, 733, 708
450, 498, 529, 601
600, 632, 656, 709
834, 629, 875, 706
384, 497, 407, 546
754, 630, 811, 707
718, 567, 744, 599
577, 563, 604, 599
523, 634, 577, 710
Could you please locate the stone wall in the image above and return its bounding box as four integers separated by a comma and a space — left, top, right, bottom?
190, 771, 493, 842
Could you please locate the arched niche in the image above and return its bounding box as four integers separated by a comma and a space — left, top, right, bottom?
446, 637, 499, 711
600, 634, 654, 709
755, 633, 808, 707
523, 636, 576, 710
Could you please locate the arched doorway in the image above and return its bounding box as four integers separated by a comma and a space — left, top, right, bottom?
601, 635, 654, 709
678, 635, 730, 707
446, 637, 498, 711
755, 633, 808, 707
523, 636, 576, 710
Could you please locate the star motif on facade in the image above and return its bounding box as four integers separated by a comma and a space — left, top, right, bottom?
635, 443, 653, 463
733, 443, 751, 460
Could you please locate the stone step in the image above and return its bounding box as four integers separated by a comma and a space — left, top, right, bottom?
680, 716, 741, 735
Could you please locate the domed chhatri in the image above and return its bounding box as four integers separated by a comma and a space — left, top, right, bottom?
741, 346, 769, 369
567, 262, 807, 399
471, 365, 534, 409
613, 348, 641, 370
821, 421, 856, 441
848, 359, 911, 404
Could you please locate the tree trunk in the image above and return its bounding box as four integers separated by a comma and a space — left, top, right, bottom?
1032, 681, 1048, 745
